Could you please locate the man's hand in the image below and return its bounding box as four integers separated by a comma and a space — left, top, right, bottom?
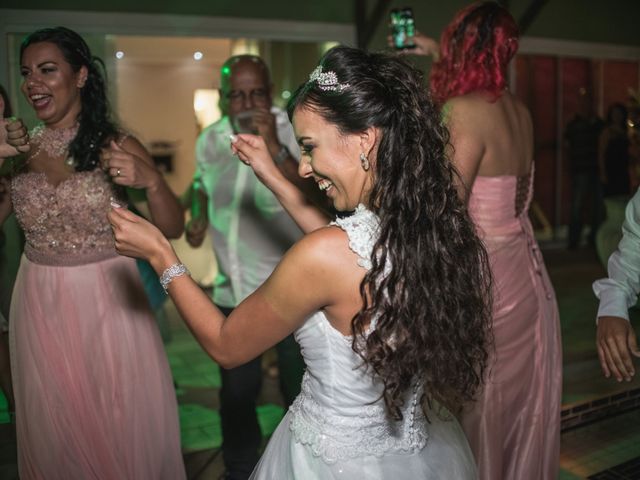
597, 316, 640, 382
185, 217, 208, 248
252, 108, 280, 156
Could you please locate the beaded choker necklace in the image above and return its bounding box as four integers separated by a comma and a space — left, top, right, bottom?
30, 123, 79, 165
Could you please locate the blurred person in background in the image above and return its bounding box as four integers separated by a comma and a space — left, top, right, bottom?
595, 103, 632, 265
184, 55, 306, 480
564, 89, 605, 250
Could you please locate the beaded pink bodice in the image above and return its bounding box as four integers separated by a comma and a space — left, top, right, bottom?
11, 169, 124, 266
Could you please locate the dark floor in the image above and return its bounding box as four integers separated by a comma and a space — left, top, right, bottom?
545, 247, 640, 479
1, 244, 640, 479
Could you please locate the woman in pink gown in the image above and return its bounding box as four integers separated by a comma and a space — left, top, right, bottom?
409, 3, 562, 478
1, 27, 186, 479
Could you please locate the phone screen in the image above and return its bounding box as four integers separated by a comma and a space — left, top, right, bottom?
390, 7, 416, 50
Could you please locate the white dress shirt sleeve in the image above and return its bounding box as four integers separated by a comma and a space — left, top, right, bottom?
593, 189, 640, 322
194, 128, 214, 182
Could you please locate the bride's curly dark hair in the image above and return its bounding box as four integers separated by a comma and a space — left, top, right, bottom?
288, 46, 492, 419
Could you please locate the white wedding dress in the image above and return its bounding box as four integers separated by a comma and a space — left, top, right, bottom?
249, 205, 477, 479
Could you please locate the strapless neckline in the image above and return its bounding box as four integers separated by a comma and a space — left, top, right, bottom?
471, 167, 535, 220
473, 171, 531, 180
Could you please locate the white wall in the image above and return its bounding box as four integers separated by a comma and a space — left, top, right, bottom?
114, 38, 232, 194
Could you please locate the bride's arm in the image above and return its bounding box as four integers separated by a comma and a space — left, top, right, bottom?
108, 206, 342, 366
232, 134, 331, 233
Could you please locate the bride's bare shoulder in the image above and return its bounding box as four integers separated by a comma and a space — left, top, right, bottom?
283, 224, 364, 275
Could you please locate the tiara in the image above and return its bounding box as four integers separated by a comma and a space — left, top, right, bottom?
308, 66, 350, 92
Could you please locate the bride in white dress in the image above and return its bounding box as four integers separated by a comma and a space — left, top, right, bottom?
108, 46, 492, 479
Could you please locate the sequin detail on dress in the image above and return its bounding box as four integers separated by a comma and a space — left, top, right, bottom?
11, 169, 124, 266
29, 123, 79, 159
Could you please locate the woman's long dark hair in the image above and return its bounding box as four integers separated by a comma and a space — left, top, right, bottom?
0, 85, 13, 117
20, 26, 118, 171
289, 46, 492, 419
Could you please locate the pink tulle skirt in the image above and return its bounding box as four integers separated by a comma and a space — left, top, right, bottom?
9, 254, 185, 479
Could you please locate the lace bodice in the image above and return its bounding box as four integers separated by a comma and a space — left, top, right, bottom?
289, 205, 428, 463
11, 169, 123, 266
331, 204, 380, 270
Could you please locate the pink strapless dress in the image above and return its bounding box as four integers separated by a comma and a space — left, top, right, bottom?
9, 169, 185, 479
465, 170, 562, 480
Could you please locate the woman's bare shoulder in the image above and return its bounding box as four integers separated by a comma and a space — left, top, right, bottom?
290, 225, 353, 262
282, 224, 364, 278
446, 93, 495, 125
448, 91, 494, 107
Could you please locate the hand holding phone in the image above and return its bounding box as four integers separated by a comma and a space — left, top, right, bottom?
390, 7, 416, 50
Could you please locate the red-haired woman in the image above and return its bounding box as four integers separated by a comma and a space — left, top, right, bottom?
407, 2, 561, 478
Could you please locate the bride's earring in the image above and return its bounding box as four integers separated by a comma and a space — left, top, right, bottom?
359, 152, 370, 171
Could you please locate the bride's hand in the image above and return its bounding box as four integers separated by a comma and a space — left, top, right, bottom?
230, 133, 285, 186
108, 204, 178, 269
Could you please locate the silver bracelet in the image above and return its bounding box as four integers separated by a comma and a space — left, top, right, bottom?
160, 263, 190, 293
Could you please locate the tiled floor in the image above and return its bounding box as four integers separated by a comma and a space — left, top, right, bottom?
1, 243, 639, 479
164, 300, 286, 477
589, 456, 640, 479
168, 315, 285, 455
547, 247, 640, 479
561, 409, 640, 478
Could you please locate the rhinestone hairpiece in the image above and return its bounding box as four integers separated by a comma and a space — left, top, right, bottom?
308, 66, 350, 92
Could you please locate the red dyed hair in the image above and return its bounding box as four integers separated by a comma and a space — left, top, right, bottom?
430, 2, 519, 104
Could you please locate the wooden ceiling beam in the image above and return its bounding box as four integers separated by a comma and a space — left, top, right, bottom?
519, 0, 550, 34
355, 0, 393, 49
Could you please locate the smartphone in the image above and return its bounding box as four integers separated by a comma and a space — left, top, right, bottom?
390, 7, 416, 50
